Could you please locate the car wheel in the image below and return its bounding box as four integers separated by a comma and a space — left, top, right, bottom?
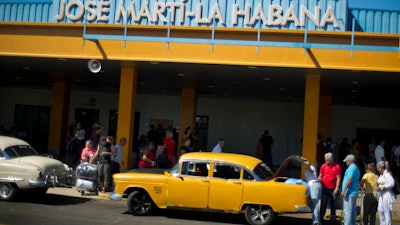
127, 190, 154, 216
244, 205, 274, 225
0, 183, 18, 201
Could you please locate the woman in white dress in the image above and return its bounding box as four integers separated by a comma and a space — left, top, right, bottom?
376, 161, 396, 225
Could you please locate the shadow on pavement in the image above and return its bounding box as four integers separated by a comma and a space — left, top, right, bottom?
122, 208, 316, 225
13, 191, 94, 206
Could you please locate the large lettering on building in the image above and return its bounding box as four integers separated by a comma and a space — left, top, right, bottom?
55, 0, 340, 29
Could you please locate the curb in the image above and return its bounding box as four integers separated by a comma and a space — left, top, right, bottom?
97, 192, 111, 199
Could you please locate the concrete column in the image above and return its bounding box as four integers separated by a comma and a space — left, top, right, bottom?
178, 88, 198, 154
301, 74, 321, 166
116, 61, 138, 170
318, 93, 332, 142
48, 73, 71, 158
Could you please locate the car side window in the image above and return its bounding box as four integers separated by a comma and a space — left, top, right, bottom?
243, 169, 255, 180
0, 151, 4, 159
213, 163, 241, 179
181, 161, 209, 177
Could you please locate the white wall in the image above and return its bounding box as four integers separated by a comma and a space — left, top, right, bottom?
197, 98, 304, 164
331, 105, 400, 143
0, 87, 52, 129
1, 87, 400, 166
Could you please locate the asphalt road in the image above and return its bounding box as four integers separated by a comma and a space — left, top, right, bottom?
0, 192, 398, 225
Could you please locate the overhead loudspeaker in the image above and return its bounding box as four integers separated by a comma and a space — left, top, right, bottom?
88, 59, 101, 73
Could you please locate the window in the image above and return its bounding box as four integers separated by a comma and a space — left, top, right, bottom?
253, 163, 274, 181
243, 169, 255, 180
213, 163, 241, 179
182, 161, 209, 177
4, 145, 38, 159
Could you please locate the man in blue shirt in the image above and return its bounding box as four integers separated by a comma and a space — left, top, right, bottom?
341, 154, 360, 225
211, 138, 224, 153
112, 137, 126, 174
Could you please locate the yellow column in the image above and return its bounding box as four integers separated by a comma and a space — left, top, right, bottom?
302, 74, 321, 166
48, 73, 71, 158
318, 92, 332, 141
178, 88, 198, 153
116, 61, 138, 170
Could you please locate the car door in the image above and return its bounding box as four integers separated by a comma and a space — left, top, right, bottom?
167, 161, 210, 209
208, 163, 243, 211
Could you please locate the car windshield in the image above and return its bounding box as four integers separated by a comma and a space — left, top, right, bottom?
169, 163, 180, 174
252, 162, 274, 181
4, 145, 39, 158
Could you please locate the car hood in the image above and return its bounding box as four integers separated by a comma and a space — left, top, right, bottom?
9, 156, 68, 172
272, 155, 308, 178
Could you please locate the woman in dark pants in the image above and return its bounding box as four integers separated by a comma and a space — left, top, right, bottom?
91, 136, 116, 192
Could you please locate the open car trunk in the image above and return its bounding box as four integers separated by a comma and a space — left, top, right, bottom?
272, 155, 309, 179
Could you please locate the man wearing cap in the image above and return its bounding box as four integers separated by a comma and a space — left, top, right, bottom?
341, 154, 360, 225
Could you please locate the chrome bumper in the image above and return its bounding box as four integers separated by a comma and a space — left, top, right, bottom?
295, 205, 311, 212
29, 168, 73, 187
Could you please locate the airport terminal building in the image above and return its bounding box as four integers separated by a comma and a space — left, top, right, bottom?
0, 0, 399, 169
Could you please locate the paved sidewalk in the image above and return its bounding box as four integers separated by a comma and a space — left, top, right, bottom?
47, 187, 400, 222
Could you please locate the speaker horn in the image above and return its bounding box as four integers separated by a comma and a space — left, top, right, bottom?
88, 59, 101, 73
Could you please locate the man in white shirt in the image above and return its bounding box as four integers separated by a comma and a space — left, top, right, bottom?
304, 161, 322, 225
212, 138, 224, 152
374, 139, 386, 165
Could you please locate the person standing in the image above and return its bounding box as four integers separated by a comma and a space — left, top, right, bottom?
179, 137, 191, 157
304, 161, 322, 225
91, 136, 116, 192
392, 141, 400, 181
341, 154, 360, 225
90, 122, 103, 149
183, 126, 197, 151
359, 163, 379, 225
163, 129, 176, 166
258, 130, 274, 170
369, 137, 377, 164
318, 152, 341, 223
212, 138, 225, 153
147, 124, 157, 146
80, 140, 96, 162
376, 161, 396, 225
139, 142, 156, 168
68, 121, 86, 168
375, 138, 386, 165
112, 137, 126, 174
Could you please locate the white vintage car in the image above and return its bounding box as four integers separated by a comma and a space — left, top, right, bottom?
0, 136, 73, 201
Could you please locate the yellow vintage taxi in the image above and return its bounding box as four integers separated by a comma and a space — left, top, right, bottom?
112, 152, 311, 225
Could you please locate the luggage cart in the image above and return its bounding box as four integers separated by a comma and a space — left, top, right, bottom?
340, 189, 365, 225
75, 162, 99, 196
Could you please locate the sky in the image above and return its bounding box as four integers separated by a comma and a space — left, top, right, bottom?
349, 0, 400, 11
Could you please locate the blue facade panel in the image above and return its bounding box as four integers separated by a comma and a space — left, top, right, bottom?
349, 8, 400, 34
0, 2, 52, 22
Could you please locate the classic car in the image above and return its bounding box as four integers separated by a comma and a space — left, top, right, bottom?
0, 136, 73, 201
112, 152, 311, 225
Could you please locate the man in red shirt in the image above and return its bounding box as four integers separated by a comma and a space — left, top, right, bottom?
163, 129, 176, 166
318, 152, 341, 223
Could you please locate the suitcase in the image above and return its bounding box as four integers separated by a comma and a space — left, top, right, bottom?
76, 162, 98, 180
75, 178, 98, 195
